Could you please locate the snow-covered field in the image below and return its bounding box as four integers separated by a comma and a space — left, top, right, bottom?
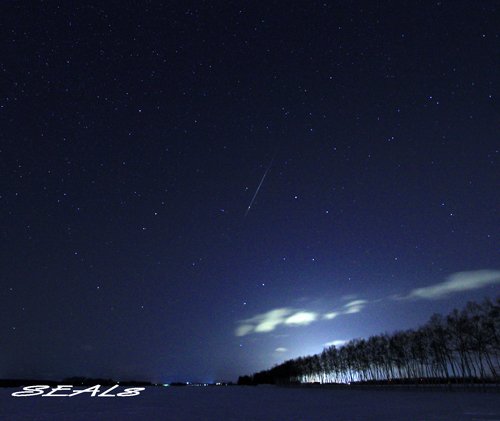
1, 385, 499, 421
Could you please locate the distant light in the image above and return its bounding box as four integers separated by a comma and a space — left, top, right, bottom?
163, 384, 170, 387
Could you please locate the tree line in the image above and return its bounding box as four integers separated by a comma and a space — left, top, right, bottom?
238, 297, 499, 386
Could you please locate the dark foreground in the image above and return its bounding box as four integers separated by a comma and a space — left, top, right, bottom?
1, 385, 499, 421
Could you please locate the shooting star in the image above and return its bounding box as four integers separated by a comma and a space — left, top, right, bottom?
244, 155, 275, 217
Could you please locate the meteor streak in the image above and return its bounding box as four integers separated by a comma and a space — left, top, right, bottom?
244, 155, 275, 217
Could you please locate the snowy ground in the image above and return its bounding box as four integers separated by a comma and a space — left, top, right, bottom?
1, 385, 499, 421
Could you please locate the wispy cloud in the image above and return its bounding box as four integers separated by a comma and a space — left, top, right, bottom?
236, 270, 499, 337
324, 300, 368, 317
398, 270, 500, 300
324, 339, 348, 348
275, 347, 288, 352
323, 311, 339, 320
285, 311, 317, 326
235, 300, 368, 336
342, 299, 368, 314
235, 308, 319, 337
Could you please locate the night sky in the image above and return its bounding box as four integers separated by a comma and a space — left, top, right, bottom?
1, 1, 498, 383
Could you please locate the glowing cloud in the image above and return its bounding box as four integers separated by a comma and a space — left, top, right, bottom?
236, 308, 320, 336
342, 299, 368, 314
253, 308, 292, 333
235, 324, 255, 337
236, 308, 291, 336
324, 339, 348, 348
275, 347, 288, 352
235, 299, 368, 336
400, 270, 500, 300
285, 311, 317, 326
323, 311, 339, 320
